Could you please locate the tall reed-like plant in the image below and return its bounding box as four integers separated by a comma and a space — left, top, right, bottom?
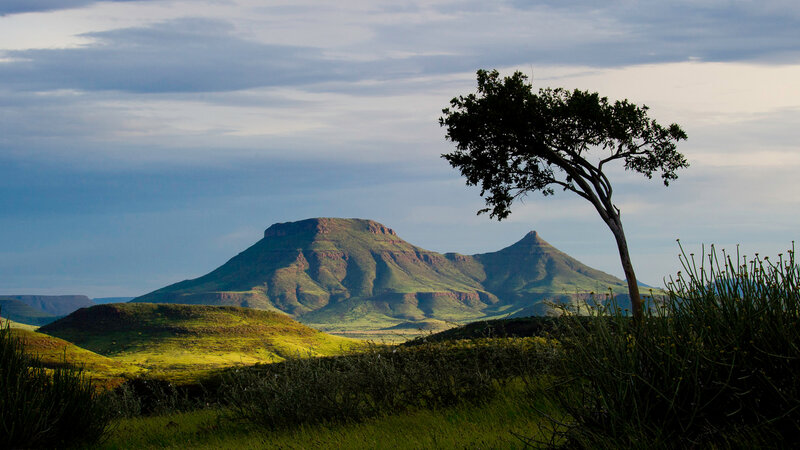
0, 320, 110, 448
549, 242, 800, 448
223, 337, 555, 429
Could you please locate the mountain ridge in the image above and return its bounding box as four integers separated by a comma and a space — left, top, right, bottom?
133, 218, 629, 329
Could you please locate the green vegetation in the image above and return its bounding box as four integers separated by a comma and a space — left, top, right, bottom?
7, 241, 796, 449
10, 327, 141, 388
98, 385, 556, 449
39, 303, 359, 378
222, 337, 555, 429
1, 317, 39, 331
440, 69, 687, 321
0, 319, 109, 448
548, 243, 800, 448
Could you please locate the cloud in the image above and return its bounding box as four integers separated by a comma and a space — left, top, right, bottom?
0, 0, 145, 16
0, 18, 348, 93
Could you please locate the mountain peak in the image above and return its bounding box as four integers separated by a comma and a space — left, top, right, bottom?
507, 230, 551, 251
264, 218, 397, 239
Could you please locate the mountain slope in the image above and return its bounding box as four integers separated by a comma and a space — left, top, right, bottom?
0, 295, 94, 316
448, 231, 628, 304
0, 298, 60, 326
133, 218, 630, 328
39, 303, 358, 372
9, 327, 140, 387
135, 218, 498, 326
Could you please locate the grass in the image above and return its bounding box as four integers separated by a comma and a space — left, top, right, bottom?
96, 381, 558, 450
1, 319, 109, 448
1, 317, 39, 331
220, 337, 556, 429
548, 242, 800, 448
39, 303, 360, 379
10, 327, 142, 388
10, 241, 798, 448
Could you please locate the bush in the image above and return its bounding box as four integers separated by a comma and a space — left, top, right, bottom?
222, 337, 556, 429
0, 320, 110, 448
103, 377, 217, 418
549, 242, 800, 448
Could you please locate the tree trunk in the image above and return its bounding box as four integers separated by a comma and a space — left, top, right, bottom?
606, 216, 643, 325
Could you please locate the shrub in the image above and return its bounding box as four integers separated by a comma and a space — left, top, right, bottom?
222, 337, 556, 429
549, 242, 800, 448
103, 377, 216, 418
0, 320, 110, 448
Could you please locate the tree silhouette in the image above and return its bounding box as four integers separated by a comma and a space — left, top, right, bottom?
440, 69, 688, 323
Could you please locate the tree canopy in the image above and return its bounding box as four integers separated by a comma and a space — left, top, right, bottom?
440, 69, 688, 322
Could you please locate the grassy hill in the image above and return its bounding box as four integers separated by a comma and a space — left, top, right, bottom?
133, 218, 632, 330
0, 298, 61, 326
9, 327, 140, 388
38, 303, 359, 375
1, 317, 39, 331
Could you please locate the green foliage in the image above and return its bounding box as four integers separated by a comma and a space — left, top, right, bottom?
440, 69, 688, 321
549, 243, 800, 448
0, 320, 109, 448
439, 69, 688, 221
10, 327, 140, 389
97, 384, 557, 450
221, 337, 557, 429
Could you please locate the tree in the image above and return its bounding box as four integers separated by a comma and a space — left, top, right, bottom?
440, 69, 688, 323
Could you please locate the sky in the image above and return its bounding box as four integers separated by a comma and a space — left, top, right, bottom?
1, 0, 798, 297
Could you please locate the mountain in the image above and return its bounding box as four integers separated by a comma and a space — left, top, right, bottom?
93, 297, 135, 304
0, 295, 94, 316
38, 303, 358, 372
0, 298, 60, 326
133, 218, 629, 329
447, 230, 628, 305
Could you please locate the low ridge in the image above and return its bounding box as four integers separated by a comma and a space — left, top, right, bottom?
39, 303, 358, 372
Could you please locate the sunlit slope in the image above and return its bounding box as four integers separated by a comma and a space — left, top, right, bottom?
134, 218, 499, 325
9, 327, 140, 386
133, 218, 633, 327
38, 303, 358, 372
447, 231, 629, 308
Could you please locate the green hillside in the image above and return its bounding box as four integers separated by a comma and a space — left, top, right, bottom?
9, 327, 140, 388
0, 298, 61, 326
39, 303, 359, 374
133, 218, 632, 329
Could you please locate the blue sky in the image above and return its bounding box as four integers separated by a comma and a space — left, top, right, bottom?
1, 0, 798, 297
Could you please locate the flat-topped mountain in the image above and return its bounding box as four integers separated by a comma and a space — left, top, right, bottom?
0, 298, 60, 326
133, 218, 629, 328
0, 294, 94, 318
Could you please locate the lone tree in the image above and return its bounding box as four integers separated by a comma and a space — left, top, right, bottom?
440, 70, 688, 323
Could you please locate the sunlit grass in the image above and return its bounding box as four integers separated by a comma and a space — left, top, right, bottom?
97, 382, 558, 450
